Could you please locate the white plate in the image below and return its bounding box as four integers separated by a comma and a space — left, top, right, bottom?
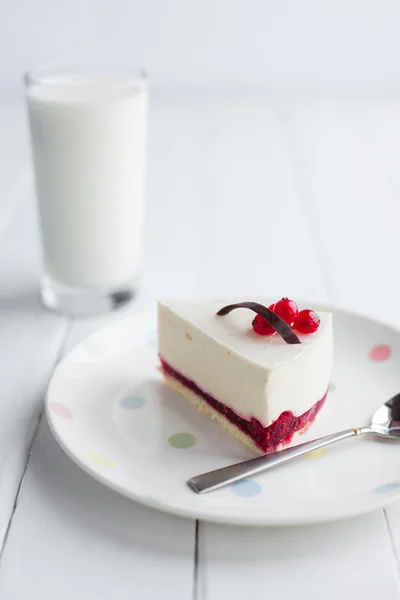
46, 307, 400, 526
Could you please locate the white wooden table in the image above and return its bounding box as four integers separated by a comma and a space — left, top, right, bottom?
1, 94, 400, 598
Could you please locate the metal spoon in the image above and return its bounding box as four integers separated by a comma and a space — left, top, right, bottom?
188, 392, 400, 494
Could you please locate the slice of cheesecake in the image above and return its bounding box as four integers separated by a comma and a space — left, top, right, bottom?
158, 299, 333, 454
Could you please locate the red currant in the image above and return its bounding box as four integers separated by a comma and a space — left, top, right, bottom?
273, 297, 298, 324
294, 309, 320, 334
252, 304, 276, 335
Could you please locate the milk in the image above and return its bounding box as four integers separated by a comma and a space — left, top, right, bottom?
26, 74, 148, 289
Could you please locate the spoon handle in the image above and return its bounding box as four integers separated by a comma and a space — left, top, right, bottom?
188, 427, 366, 494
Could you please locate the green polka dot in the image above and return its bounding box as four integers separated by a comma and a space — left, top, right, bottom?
168, 432, 196, 449
90, 453, 115, 467
329, 382, 336, 392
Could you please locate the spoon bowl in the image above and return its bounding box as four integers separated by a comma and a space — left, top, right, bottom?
371, 392, 400, 436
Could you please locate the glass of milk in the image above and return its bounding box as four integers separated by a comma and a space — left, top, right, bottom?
24, 66, 148, 315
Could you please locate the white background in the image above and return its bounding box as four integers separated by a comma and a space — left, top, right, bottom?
2, 0, 400, 95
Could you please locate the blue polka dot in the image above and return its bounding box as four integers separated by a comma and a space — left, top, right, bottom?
375, 482, 400, 494
231, 479, 261, 497
120, 395, 145, 410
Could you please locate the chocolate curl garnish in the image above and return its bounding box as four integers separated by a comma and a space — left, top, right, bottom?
217, 301, 301, 345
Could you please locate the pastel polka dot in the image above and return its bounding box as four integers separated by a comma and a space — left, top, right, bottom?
329, 382, 336, 392
49, 402, 73, 420
120, 395, 145, 410
90, 454, 115, 467
168, 433, 196, 449
375, 482, 400, 494
369, 344, 392, 362
304, 447, 327, 459
231, 479, 261, 497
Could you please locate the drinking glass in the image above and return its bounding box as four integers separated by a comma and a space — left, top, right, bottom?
24, 66, 148, 315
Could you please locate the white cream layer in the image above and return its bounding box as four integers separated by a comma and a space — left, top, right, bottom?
158, 299, 333, 425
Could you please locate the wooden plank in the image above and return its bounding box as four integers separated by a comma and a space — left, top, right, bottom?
0, 191, 68, 549
383, 503, 400, 578
196, 100, 400, 598
0, 318, 195, 600
198, 101, 327, 300
142, 100, 328, 302
0, 99, 221, 597
141, 101, 216, 300
0, 98, 31, 234
358, 100, 400, 578
0, 99, 68, 548
2, 99, 398, 600
364, 100, 400, 200
278, 100, 400, 326
199, 514, 400, 600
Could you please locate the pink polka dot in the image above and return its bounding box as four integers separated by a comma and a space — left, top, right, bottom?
49, 402, 73, 419
369, 344, 392, 362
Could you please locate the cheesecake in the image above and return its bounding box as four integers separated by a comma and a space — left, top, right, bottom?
158, 298, 333, 454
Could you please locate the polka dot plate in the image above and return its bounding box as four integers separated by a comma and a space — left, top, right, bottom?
46, 307, 400, 526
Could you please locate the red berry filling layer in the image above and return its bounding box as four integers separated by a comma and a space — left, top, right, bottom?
160, 357, 327, 454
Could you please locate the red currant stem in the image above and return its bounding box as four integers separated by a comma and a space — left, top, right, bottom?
217, 302, 301, 345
